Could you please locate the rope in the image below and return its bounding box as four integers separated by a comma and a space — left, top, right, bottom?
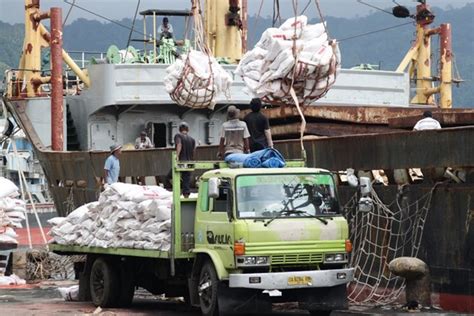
62, 0, 150, 40
338, 21, 413, 42
10, 135, 48, 248
288, 0, 306, 156
356, 0, 395, 16
314, 0, 330, 38
250, 0, 265, 46
124, 0, 141, 63
344, 182, 441, 305
62, 0, 76, 27
301, 0, 312, 15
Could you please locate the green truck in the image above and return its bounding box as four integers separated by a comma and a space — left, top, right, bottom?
50, 154, 354, 315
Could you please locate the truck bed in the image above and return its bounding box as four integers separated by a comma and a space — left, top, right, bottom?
50, 243, 171, 259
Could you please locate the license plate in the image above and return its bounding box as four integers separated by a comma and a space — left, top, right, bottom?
287, 276, 312, 286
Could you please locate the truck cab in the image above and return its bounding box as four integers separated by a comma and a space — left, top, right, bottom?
180, 162, 354, 315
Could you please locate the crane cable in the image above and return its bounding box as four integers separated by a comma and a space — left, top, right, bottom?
338, 21, 413, 42
62, 0, 76, 27
288, 0, 306, 158
124, 0, 141, 61
249, 0, 265, 48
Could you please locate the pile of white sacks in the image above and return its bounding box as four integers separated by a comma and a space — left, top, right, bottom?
49, 183, 173, 251
164, 50, 233, 109
0, 177, 26, 247
236, 15, 341, 104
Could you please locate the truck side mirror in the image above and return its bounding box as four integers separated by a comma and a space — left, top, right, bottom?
208, 177, 220, 198
226, 188, 234, 222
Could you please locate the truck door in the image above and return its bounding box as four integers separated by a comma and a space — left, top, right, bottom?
195, 179, 235, 269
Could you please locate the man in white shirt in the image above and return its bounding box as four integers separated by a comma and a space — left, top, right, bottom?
413, 111, 441, 131
135, 131, 153, 149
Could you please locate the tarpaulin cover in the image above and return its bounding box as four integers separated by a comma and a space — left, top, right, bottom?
225, 148, 286, 168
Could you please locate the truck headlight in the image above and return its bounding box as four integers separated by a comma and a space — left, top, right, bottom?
324, 253, 347, 264
236, 256, 269, 267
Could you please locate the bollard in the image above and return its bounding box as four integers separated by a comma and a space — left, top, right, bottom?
389, 257, 431, 308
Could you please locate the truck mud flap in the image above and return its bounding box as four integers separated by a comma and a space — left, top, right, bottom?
217, 282, 272, 315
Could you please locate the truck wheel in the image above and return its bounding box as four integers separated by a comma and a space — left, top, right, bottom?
198, 261, 219, 316
90, 258, 120, 307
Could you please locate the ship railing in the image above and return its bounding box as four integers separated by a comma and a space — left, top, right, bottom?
67, 51, 106, 69
3, 68, 84, 98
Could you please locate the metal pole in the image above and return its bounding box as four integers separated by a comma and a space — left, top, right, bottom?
411, 3, 435, 105
439, 23, 452, 108
241, 0, 248, 54
50, 7, 64, 151
153, 12, 157, 63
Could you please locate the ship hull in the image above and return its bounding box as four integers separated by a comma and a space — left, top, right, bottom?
4, 97, 474, 312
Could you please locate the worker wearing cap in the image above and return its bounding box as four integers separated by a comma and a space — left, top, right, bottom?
135, 131, 153, 149
218, 105, 250, 158
174, 122, 196, 198
104, 145, 122, 185
159, 17, 174, 40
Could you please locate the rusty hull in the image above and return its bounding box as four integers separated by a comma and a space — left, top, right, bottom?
33, 128, 474, 215
258, 105, 474, 126
5, 99, 474, 215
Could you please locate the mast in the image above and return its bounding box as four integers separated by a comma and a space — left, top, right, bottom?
204, 0, 244, 62
396, 1, 453, 108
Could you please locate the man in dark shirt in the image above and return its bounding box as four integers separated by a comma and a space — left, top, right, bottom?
243, 98, 274, 152
174, 122, 196, 198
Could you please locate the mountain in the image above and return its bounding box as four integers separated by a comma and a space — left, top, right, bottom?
1, 4, 473, 107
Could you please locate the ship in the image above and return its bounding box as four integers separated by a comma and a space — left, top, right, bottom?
1, 0, 473, 312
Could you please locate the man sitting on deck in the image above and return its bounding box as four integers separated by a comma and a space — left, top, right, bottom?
413, 111, 441, 131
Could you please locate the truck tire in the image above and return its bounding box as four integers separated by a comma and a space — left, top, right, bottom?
90, 258, 120, 307
198, 260, 219, 316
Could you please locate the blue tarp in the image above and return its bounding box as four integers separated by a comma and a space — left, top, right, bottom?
225, 148, 286, 168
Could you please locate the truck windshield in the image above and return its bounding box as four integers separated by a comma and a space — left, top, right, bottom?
236, 173, 339, 219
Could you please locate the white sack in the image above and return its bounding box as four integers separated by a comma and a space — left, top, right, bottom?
0, 177, 19, 199
58, 285, 79, 301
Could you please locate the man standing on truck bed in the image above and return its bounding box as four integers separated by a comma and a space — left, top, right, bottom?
218, 105, 251, 158
104, 144, 121, 185
174, 122, 196, 198
244, 98, 273, 152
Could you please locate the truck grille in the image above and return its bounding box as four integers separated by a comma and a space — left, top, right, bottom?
271, 253, 323, 265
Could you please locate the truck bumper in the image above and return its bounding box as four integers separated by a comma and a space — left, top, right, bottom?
228, 268, 354, 290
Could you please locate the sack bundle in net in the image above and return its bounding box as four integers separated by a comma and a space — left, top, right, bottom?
164, 50, 232, 110
236, 15, 341, 106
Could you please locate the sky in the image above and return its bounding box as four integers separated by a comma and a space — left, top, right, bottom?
1, 0, 473, 24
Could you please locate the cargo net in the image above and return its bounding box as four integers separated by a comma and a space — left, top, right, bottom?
169, 54, 216, 109
236, 2, 339, 152
164, 0, 232, 110
342, 184, 438, 305
236, 13, 341, 107
261, 49, 339, 106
